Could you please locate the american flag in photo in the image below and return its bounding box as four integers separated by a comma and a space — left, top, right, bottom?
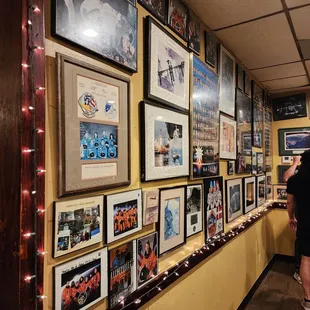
217, 205, 223, 220
85, 93, 97, 109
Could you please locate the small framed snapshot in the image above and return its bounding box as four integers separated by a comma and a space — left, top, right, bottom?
52, 1, 137, 72
106, 189, 142, 244
142, 189, 159, 226
256, 175, 266, 207
204, 177, 224, 241
145, 16, 190, 111
252, 151, 257, 175
282, 156, 293, 164
57, 54, 130, 197
227, 161, 235, 175
277, 165, 299, 184
257, 152, 264, 174
236, 64, 244, 90
204, 31, 217, 69
188, 12, 200, 55
244, 71, 251, 96
137, 232, 158, 288
138, 0, 166, 24
186, 184, 203, 237
219, 45, 236, 117
225, 178, 243, 223
243, 176, 256, 214
108, 241, 137, 308
140, 101, 189, 182
158, 186, 186, 256
272, 93, 307, 121
53, 196, 103, 258
274, 185, 288, 202
219, 113, 237, 160
54, 248, 108, 310
278, 127, 310, 156
266, 171, 272, 201
166, 0, 188, 41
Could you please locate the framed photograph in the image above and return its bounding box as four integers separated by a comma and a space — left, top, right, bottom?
244, 71, 251, 96
277, 165, 299, 184
57, 54, 130, 197
158, 186, 186, 256
204, 177, 224, 241
282, 156, 293, 164
52, 1, 137, 72
108, 241, 136, 307
188, 13, 200, 54
252, 81, 263, 148
186, 184, 203, 237
204, 31, 217, 69
278, 127, 310, 156
243, 176, 256, 214
105, 189, 142, 243
257, 175, 266, 207
252, 151, 257, 175
166, 0, 188, 40
257, 152, 264, 174
225, 178, 243, 223
227, 161, 235, 175
274, 185, 288, 202
191, 55, 219, 179
142, 189, 159, 226
140, 101, 189, 182
54, 248, 108, 310
138, 0, 166, 23
145, 16, 190, 111
137, 232, 158, 288
219, 45, 236, 117
241, 133, 252, 154
266, 171, 273, 201
219, 114, 237, 160
272, 93, 307, 121
264, 108, 273, 171
53, 196, 103, 258
236, 64, 244, 90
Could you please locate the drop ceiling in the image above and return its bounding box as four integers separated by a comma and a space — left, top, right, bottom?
185, 0, 310, 93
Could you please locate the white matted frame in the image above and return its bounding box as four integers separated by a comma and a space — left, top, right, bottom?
142, 189, 159, 226
219, 113, 237, 160
225, 178, 243, 223
256, 175, 266, 207
273, 184, 287, 202
243, 176, 256, 214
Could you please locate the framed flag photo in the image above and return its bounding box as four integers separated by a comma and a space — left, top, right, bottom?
225, 178, 243, 223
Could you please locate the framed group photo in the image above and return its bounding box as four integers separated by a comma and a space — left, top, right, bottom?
243, 176, 256, 214
219, 113, 237, 160
225, 178, 243, 223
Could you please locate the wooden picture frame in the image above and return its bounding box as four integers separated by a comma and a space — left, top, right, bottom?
243, 176, 256, 214
219, 113, 237, 160
225, 178, 243, 223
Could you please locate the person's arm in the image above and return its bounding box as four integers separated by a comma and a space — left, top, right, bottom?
283, 156, 301, 182
287, 194, 297, 231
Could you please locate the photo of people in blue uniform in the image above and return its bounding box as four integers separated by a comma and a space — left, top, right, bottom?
80, 122, 118, 160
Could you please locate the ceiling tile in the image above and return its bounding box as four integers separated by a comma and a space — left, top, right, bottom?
286, 0, 310, 8
251, 62, 305, 81
184, 0, 283, 30
290, 6, 310, 39
215, 14, 300, 69
263, 75, 309, 90
300, 40, 310, 59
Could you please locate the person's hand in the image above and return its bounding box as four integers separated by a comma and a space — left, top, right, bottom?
293, 156, 301, 165
289, 218, 297, 231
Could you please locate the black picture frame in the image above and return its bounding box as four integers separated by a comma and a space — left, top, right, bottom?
51, 0, 138, 73
256, 174, 266, 207
257, 152, 264, 174
236, 64, 244, 91
138, 0, 166, 24
225, 178, 243, 223
252, 81, 263, 148
128, 0, 136, 5
244, 71, 251, 96
204, 31, 217, 69
227, 161, 235, 175
277, 165, 299, 184
272, 93, 307, 121
243, 176, 256, 214
188, 12, 200, 55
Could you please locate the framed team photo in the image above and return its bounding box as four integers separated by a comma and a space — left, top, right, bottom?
188, 12, 200, 55
243, 176, 256, 214
54, 248, 108, 310
219, 113, 237, 160
225, 178, 243, 223
166, 0, 188, 40
204, 177, 224, 242
137, 232, 158, 288
108, 240, 137, 308
142, 189, 159, 226
105, 189, 142, 243
257, 175, 266, 207
53, 196, 103, 258
204, 31, 217, 68
138, 0, 166, 23
157, 186, 186, 256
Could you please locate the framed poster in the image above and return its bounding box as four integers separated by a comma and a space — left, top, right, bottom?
145, 16, 190, 111
204, 177, 224, 241
264, 108, 273, 171
186, 184, 203, 237
166, 0, 188, 40
219, 113, 237, 160
138, 0, 166, 24
52, 1, 137, 72
54, 248, 108, 310
53, 196, 103, 258
257, 175, 266, 207
278, 127, 310, 156
137, 232, 158, 288
108, 241, 137, 308
236, 64, 244, 90
105, 189, 142, 243
277, 165, 299, 184
204, 31, 217, 69
243, 176, 256, 214
157, 186, 186, 256
266, 172, 273, 201
273, 185, 288, 202
252, 81, 263, 148
140, 101, 189, 182
191, 55, 219, 179
188, 12, 200, 55
57, 54, 130, 197
257, 152, 264, 174
227, 161, 235, 175
225, 178, 243, 223
142, 189, 159, 225
244, 71, 251, 96
272, 93, 307, 121
219, 45, 236, 116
